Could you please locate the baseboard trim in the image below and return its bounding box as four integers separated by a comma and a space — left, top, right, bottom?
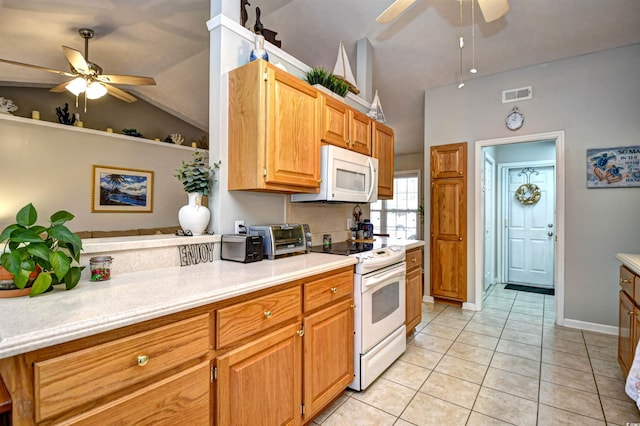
462, 302, 478, 311
423, 295, 435, 303
562, 318, 618, 336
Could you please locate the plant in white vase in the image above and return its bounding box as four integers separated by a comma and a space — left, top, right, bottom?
174, 151, 221, 236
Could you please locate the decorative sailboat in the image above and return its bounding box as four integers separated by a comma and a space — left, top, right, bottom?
367, 90, 386, 122
333, 41, 360, 95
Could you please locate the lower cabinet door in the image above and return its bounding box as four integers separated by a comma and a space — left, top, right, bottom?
303, 299, 354, 421
406, 266, 423, 334
619, 290, 635, 375
216, 323, 302, 426
60, 362, 210, 425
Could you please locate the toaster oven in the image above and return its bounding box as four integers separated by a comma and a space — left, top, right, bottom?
248, 224, 308, 260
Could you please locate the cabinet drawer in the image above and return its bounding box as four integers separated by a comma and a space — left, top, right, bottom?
216, 286, 302, 349
304, 269, 353, 312
34, 314, 210, 422
57, 362, 210, 426
621, 265, 635, 300
406, 248, 423, 270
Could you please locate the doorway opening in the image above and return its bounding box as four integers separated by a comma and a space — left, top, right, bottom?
474, 131, 565, 326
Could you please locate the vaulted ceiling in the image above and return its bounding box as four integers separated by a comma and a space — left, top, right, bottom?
1, 0, 639, 155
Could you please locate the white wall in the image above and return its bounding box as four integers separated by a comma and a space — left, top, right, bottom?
0, 116, 195, 232
424, 44, 640, 327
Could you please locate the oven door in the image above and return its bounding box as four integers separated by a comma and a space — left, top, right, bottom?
358, 262, 406, 353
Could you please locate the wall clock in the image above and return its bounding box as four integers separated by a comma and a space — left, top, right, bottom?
506, 106, 524, 131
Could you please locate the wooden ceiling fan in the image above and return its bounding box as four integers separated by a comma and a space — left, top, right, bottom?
0, 28, 156, 106
376, 0, 509, 24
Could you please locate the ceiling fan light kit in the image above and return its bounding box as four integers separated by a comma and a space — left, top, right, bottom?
0, 27, 156, 113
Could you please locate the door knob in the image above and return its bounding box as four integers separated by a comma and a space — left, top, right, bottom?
548, 224, 554, 228
548, 232, 554, 237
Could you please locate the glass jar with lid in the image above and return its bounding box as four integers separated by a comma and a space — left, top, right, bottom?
90, 256, 113, 281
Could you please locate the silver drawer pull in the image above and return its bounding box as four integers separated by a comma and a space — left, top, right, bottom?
330, 287, 338, 293
137, 355, 149, 367
264, 311, 273, 319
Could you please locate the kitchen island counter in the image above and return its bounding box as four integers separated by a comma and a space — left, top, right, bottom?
0, 252, 357, 359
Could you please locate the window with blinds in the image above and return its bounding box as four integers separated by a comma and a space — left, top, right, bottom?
370, 172, 421, 240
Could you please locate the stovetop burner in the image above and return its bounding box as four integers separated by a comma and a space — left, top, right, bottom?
309, 241, 386, 256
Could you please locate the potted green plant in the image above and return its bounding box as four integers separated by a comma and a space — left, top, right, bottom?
305, 67, 349, 97
174, 151, 221, 236
0, 203, 83, 296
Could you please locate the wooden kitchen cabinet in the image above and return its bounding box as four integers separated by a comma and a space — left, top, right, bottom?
302, 283, 354, 421
372, 121, 395, 200
0, 266, 355, 426
214, 266, 354, 425
618, 265, 640, 375
228, 59, 321, 193
320, 95, 371, 156
405, 247, 423, 335
430, 143, 467, 302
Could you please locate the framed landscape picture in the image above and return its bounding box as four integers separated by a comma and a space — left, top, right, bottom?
92, 165, 154, 213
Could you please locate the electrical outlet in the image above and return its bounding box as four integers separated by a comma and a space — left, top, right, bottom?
234, 220, 245, 234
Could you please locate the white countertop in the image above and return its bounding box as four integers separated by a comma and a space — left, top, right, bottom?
617, 253, 640, 276
0, 253, 356, 359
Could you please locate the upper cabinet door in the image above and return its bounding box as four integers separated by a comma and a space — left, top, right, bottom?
265, 66, 321, 189
372, 121, 395, 200
349, 109, 372, 156
431, 142, 466, 179
320, 96, 350, 148
228, 60, 321, 193
320, 96, 371, 155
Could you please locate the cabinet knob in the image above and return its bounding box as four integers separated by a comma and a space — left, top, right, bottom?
412, 258, 416, 263
330, 287, 338, 293
622, 278, 632, 284
350, 304, 356, 310
458, 172, 463, 176
137, 355, 149, 367
297, 328, 305, 337
264, 311, 273, 319
627, 310, 634, 316
459, 237, 463, 241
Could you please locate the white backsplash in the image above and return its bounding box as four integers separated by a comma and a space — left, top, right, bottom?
286, 198, 370, 245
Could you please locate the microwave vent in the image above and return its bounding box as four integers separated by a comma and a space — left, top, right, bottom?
502, 86, 532, 103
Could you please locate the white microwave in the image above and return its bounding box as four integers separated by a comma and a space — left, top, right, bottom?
291, 145, 378, 203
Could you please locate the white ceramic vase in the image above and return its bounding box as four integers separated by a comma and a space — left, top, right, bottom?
178, 193, 210, 236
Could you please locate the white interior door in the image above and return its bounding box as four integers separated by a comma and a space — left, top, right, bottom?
507, 165, 555, 287
483, 153, 496, 292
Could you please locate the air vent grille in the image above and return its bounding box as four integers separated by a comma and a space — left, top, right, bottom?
502, 86, 532, 103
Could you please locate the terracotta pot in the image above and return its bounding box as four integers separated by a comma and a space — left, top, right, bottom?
0, 266, 39, 298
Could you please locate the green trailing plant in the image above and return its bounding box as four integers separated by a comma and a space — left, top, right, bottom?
174, 150, 221, 196
0, 203, 84, 296
304, 67, 349, 97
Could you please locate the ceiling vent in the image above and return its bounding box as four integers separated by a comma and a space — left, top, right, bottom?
502, 86, 532, 103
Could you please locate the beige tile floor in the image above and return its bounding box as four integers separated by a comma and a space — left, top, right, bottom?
311, 283, 640, 425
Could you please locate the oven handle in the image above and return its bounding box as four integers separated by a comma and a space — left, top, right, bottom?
363, 268, 405, 289
366, 156, 376, 202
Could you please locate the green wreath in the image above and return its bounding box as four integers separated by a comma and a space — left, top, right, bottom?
515, 183, 541, 205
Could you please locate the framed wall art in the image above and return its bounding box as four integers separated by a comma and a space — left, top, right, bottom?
587, 146, 640, 188
92, 165, 154, 212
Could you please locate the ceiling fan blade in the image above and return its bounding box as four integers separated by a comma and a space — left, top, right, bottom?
477, 0, 510, 23
105, 83, 137, 103
62, 46, 90, 74
49, 81, 70, 93
98, 74, 156, 86
376, 0, 416, 24
0, 58, 75, 77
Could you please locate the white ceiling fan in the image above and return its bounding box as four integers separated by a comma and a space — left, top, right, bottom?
376, 0, 510, 24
